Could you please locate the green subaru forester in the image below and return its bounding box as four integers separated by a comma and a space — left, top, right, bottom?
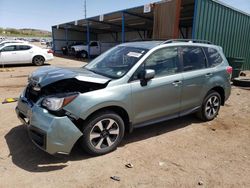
16, 39, 232, 155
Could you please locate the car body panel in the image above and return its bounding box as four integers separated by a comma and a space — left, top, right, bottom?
16, 95, 82, 155
130, 73, 183, 124
29, 66, 110, 87
63, 83, 132, 121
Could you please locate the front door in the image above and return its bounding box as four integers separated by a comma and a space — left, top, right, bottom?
130, 47, 182, 125
0, 45, 18, 64
89, 42, 100, 56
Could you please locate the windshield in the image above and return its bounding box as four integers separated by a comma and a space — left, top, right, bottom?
85, 46, 148, 78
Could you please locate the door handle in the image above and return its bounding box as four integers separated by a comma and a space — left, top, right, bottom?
172, 80, 182, 86
205, 73, 213, 77
11, 52, 16, 54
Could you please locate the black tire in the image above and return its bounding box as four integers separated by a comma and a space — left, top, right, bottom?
32, 56, 45, 66
196, 90, 221, 121
233, 78, 250, 87
80, 51, 88, 59
80, 111, 125, 156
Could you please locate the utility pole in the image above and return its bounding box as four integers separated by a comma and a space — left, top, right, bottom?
84, 0, 87, 19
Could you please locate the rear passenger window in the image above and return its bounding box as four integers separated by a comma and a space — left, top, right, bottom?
18, 45, 32, 51
182, 47, 206, 71
204, 47, 223, 67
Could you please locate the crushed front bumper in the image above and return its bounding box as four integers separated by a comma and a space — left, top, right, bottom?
16, 95, 82, 155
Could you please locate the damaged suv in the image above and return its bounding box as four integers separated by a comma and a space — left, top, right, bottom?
16, 39, 232, 155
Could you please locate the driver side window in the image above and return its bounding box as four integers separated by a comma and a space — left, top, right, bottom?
2, 45, 16, 52
132, 47, 180, 80
144, 47, 179, 78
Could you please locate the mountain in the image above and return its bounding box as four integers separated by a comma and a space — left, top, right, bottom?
0, 28, 51, 37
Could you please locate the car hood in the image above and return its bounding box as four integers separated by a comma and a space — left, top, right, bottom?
29, 66, 111, 87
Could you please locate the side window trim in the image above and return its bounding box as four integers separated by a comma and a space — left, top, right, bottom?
201, 47, 209, 68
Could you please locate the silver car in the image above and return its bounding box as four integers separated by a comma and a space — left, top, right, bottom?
16, 39, 232, 155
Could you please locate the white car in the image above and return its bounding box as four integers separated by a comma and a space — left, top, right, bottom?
0, 43, 53, 66
71, 41, 117, 58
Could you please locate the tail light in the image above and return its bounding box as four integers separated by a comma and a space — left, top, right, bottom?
226, 66, 233, 74
47, 49, 53, 54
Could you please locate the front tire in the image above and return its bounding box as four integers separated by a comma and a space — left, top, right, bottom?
196, 90, 221, 121
80, 51, 88, 59
80, 111, 125, 156
32, 56, 45, 66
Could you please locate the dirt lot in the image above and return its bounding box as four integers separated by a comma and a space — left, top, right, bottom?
0, 57, 250, 188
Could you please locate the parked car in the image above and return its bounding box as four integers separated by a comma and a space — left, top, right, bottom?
16, 39, 232, 156
71, 41, 117, 58
40, 39, 47, 45
61, 42, 83, 56
0, 43, 53, 65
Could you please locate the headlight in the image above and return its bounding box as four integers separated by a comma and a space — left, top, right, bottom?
42, 94, 78, 111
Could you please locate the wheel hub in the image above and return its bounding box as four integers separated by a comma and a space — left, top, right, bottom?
101, 130, 109, 138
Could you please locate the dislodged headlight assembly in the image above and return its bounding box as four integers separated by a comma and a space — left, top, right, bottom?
42, 93, 78, 111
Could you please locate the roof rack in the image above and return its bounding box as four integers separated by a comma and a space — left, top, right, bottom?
162, 39, 212, 45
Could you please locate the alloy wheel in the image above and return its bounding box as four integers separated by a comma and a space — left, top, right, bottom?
89, 118, 120, 150
205, 95, 220, 118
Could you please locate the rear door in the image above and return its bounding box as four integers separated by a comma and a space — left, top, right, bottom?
130, 46, 183, 124
15, 45, 33, 63
180, 46, 210, 112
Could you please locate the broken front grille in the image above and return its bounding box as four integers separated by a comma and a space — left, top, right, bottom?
25, 84, 41, 103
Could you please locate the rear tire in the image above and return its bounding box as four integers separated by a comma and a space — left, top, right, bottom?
32, 56, 45, 66
196, 90, 221, 121
80, 111, 125, 156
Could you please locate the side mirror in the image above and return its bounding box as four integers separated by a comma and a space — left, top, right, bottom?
139, 69, 155, 86
143, 69, 155, 80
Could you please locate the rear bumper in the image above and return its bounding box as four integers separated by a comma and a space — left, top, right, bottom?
16, 96, 82, 155
45, 55, 54, 62
224, 81, 231, 102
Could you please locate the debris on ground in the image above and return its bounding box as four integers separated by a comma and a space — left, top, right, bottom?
2, 98, 18, 104
159, 161, 165, 166
110, 176, 120, 181
0, 68, 14, 72
125, 163, 134, 168
198, 180, 204, 186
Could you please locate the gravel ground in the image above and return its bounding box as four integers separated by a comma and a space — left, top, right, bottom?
0, 56, 249, 188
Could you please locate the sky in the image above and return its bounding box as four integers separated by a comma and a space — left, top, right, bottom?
0, 0, 249, 31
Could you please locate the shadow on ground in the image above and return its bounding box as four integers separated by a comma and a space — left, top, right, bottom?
5, 115, 201, 173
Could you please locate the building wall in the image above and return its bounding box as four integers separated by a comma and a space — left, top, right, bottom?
193, 0, 250, 70
97, 31, 149, 43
